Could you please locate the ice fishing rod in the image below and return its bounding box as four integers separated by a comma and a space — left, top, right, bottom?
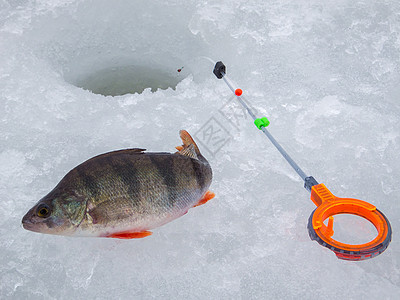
213, 61, 392, 261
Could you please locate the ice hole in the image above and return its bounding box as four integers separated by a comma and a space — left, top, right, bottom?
70, 63, 184, 96
24, 0, 205, 97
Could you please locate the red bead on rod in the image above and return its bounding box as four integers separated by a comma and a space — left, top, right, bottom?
235, 89, 242, 96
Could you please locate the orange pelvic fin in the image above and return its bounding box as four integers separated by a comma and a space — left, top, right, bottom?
175, 146, 184, 151
107, 230, 153, 239
194, 191, 215, 207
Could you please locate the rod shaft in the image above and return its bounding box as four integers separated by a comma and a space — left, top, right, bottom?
222, 74, 308, 181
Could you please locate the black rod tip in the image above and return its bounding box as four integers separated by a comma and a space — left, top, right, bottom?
213, 61, 226, 79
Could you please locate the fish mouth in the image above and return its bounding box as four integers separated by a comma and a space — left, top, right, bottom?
21, 210, 74, 235
22, 222, 34, 230
21, 212, 41, 232
21, 218, 49, 233
21, 215, 35, 231
22, 213, 30, 225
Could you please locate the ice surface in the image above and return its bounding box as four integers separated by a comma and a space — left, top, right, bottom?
1, 0, 400, 298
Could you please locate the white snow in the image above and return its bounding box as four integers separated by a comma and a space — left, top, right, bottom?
1, 0, 399, 298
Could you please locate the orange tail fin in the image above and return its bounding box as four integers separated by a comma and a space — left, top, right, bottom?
179, 130, 201, 155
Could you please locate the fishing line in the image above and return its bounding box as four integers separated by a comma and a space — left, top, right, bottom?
212, 61, 392, 261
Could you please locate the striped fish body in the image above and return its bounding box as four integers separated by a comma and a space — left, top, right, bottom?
76, 148, 212, 237
21, 131, 214, 238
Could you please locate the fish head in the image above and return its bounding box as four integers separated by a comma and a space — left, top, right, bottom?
22, 191, 86, 236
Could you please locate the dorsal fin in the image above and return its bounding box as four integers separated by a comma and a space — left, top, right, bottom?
85, 148, 146, 162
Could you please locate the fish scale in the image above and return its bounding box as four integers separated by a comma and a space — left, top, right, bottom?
80, 152, 206, 232
22, 130, 214, 239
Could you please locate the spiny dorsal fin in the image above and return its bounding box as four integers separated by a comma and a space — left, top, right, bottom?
83, 148, 146, 164
177, 144, 198, 159
108, 148, 146, 155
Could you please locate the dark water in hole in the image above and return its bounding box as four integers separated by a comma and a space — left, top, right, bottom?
75, 65, 183, 96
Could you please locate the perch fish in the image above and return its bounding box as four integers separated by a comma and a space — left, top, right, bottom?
22, 130, 214, 239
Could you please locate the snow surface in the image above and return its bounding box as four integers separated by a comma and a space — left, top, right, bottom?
1, 0, 400, 298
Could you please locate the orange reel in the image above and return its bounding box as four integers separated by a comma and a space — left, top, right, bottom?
307, 183, 392, 261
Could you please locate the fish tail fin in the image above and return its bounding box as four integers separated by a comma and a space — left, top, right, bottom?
179, 130, 200, 155
176, 130, 202, 159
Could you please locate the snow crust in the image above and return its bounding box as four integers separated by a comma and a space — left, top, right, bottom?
1, 0, 399, 298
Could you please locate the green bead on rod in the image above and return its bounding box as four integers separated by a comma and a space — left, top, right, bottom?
254, 117, 270, 130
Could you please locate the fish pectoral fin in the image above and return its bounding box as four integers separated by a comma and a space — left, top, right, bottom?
107, 230, 153, 239
193, 191, 215, 207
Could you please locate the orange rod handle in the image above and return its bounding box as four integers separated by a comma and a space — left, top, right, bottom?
307, 183, 392, 261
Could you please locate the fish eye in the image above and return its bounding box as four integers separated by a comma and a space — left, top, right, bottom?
37, 203, 51, 218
